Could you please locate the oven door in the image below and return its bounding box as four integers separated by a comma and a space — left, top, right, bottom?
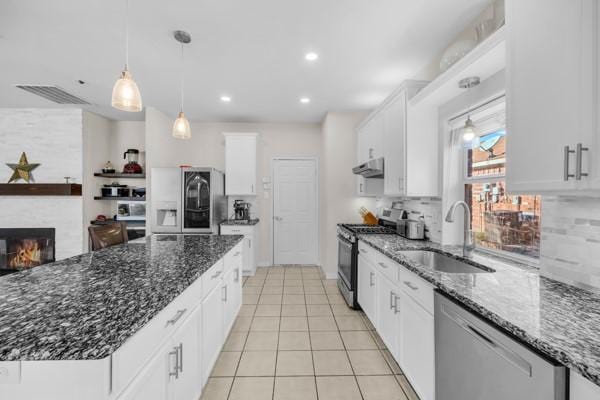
337, 235, 354, 289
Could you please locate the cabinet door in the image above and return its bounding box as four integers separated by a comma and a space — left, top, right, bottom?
376, 274, 400, 357
400, 293, 435, 400
383, 94, 406, 196
118, 343, 170, 400
243, 235, 256, 276
201, 285, 224, 385
366, 113, 384, 160
357, 255, 376, 324
170, 310, 200, 400
225, 135, 257, 195
223, 268, 241, 334
506, 0, 596, 193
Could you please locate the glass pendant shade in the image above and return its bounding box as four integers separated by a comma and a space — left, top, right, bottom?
462, 117, 477, 142
172, 111, 191, 139
111, 69, 143, 112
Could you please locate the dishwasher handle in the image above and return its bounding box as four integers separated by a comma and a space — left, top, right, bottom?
441, 304, 533, 377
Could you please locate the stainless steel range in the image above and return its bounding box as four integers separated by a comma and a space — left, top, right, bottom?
337, 223, 396, 309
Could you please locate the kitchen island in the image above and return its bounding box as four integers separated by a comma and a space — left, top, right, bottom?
0, 234, 244, 400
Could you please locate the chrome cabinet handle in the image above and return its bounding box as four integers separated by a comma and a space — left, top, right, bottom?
251, 184, 254, 193
177, 343, 183, 373
403, 281, 418, 291
576, 143, 589, 180
222, 285, 228, 302
235, 268, 240, 282
359, 183, 363, 193
393, 295, 400, 314
378, 262, 388, 269
169, 347, 179, 378
369, 272, 374, 287
369, 148, 374, 159
564, 145, 575, 181
166, 309, 187, 327
234, 251, 241, 256
212, 270, 222, 279
249, 238, 252, 248
389, 291, 395, 310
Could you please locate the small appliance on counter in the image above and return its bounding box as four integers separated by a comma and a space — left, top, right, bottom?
233, 200, 251, 221
117, 200, 146, 221
101, 182, 130, 197
101, 161, 116, 174
403, 218, 425, 240
123, 149, 143, 174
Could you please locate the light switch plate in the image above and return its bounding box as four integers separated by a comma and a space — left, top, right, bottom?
0, 361, 21, 384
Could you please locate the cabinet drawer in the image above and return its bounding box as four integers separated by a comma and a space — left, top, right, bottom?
224, 243, 243, 274
112, 276, 203, 396
398, 267, 433, 314
358, 241, 377, 264
375, 252, 400, 284
221, 225, 253, 235
202, 259, 225, 296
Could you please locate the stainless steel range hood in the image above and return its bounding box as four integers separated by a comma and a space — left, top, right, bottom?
352, 157, 384, 178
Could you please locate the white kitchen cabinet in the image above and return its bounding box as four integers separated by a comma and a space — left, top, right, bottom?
221, 224, 259, 276
169, 308, 200, 400
357, 253, 377, 323
399, 292, 435, 400
222, 265, 242, 335
356, 80, 436, 198
376, 273, 400, 357
224, 133, 258, 195
570, 370, 600, 399
506, 0, 599, 194
201, 284, 224, 386
118, 342, 170, 400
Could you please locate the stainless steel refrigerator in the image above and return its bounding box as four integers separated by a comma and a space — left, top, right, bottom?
151, 167, 226, 234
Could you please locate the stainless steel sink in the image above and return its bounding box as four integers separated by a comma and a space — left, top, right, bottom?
398, 250, 495, 274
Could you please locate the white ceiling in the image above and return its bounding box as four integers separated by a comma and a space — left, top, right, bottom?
0, 0, 492, 123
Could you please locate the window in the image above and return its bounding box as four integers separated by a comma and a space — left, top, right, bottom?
464, 125, 542, 259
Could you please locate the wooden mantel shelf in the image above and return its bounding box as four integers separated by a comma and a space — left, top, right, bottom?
0, 183, 82, 196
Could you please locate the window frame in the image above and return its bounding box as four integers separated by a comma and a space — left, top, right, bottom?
459, 102, 541, 265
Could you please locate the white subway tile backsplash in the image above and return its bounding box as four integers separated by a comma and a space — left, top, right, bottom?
376, 197, 442, 243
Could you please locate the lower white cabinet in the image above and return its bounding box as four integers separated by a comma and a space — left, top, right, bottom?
357, 240, 435, 400
201, 283, 224, 386
399, 292, 435, 400
120, 341, 170, 400
221, 224, 259, 276
357, 254, 377, 323
570, 370, 600, 399
376, 273, 400, 357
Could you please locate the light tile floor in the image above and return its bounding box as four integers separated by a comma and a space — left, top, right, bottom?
201, 266, 420, 400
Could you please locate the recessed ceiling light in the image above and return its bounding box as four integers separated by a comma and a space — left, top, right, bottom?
220, 96, 232, 102
300, 97, 311, 104
305, 52, 319, 61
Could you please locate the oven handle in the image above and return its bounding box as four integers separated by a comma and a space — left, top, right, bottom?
337, 236, 354, 249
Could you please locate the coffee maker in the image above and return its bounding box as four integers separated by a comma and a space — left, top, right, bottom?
233, 200, 250, 221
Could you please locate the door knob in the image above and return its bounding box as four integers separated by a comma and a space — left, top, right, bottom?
274, 216, 282, 221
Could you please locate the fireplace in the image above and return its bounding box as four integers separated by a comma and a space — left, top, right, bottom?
0, 228, 55, 275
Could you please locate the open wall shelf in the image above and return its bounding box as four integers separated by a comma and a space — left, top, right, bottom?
0, 183, 82, 196
94, 173, 146, 179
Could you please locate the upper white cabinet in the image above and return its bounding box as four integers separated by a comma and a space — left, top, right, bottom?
356, 80, 439, 198
506, 0, 599, 194
224, 133, 258, 195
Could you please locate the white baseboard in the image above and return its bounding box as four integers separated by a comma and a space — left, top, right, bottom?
257, 261, 271, 267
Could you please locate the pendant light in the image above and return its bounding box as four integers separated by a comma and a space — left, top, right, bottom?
111, 0, 142, 112
172, 30, 192, 139
458, 77, 480, 142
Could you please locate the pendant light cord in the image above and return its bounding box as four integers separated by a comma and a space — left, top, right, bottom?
180, 43, 185, 113
123, 0, 129, 70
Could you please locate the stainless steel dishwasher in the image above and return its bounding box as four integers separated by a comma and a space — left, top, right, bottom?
435, 293, 566, 400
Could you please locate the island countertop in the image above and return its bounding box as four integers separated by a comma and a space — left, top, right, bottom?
0, 234, 243, 362
358, 233, 600, 387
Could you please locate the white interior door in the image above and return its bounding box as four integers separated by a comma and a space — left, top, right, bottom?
273, 158, 318, 265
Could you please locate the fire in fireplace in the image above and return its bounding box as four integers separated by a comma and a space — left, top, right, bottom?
0, 228, 55, 274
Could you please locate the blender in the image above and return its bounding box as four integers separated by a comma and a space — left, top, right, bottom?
123, 149, 143, 174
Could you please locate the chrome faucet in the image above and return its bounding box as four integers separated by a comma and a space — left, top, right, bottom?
445, 201, 475, 258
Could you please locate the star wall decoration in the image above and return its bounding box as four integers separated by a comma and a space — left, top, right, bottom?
6, 152, 40, 183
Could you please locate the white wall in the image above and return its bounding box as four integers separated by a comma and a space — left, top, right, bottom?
145, 107, 322, 265
0, 108, 84, 259
320, 111, 377, 277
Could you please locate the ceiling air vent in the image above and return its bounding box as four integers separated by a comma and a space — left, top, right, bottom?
15, 85, 90, 105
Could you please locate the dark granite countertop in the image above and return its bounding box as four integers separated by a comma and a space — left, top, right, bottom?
221, 218, 260, 226
0, 234, 243, 362
358, 234, 600, 387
